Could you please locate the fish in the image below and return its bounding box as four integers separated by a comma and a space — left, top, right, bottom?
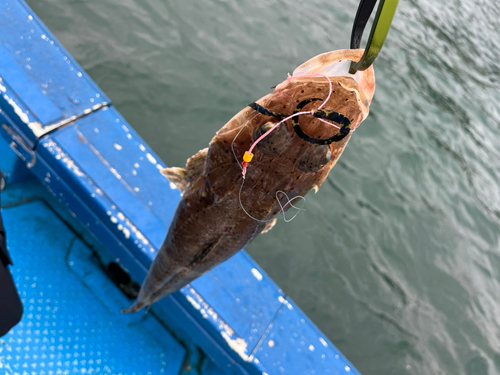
122, 49, 375, 313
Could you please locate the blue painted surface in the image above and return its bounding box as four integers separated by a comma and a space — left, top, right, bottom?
0, 0, 361, 374
1, 200, 186, 374
190, 252, 284, 352
0, 124, 35, 189
0, 130, 21, 177
0, 179, 230, 375
0, 46, 61, 125
48, 109, 176, 250
252, 299, 356, 375
0, 0, 109, 143
0, 78, 39, 150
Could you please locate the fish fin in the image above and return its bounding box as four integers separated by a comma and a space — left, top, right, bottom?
161, 148, 208, 194
186, 147, 208, 176
261, 218, 277, 234
189, 234, 225, 267
161, 167, 189, 194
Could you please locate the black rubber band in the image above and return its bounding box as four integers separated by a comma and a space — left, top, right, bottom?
291, 99, 351, 144
248, 99, 351, 145
247, 102, 288, 118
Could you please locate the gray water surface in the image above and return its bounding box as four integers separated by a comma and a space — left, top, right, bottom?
25, 0, 500, 373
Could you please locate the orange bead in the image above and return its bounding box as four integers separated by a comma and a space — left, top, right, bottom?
243, 151, 254, 163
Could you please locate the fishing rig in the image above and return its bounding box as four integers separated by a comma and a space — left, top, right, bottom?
242, 0, 399, 172
234, 0, 399, 223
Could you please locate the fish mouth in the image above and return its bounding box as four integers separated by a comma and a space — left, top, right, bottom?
290, 49, 376, 105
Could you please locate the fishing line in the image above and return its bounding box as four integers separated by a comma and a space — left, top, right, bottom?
287, 73, 333, 110
275, 190, 307, 223
231, 122, 248, 171
232, 123, 306, 223
232, 73, 337, 223
242, 74, 342, 176
237, 177, 306, 223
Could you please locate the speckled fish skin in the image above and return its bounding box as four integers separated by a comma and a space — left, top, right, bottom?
123, 49, 375, 313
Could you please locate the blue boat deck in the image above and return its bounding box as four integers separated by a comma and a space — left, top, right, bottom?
0, 1, 360, 373
0, 170, 234, 374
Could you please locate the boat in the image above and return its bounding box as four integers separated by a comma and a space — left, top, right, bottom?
0, 1, 359, 373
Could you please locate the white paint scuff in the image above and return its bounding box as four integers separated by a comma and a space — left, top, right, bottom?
133, 141, 166, 174
146, 153, 157, 164
106, 210, 151, 250
114, 143, 122, 150
186, 295, 201, 310
185, 288, 253, 362
3, 93, 43, 136
109, 168, 122, 180
319, 337, 328, 347
278, 295, 293, 310
251, 268, 263, 281
43, 140, 85, 177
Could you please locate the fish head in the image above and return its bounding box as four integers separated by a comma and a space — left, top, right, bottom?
248, 49, 375, 190
211, 49, 375, 214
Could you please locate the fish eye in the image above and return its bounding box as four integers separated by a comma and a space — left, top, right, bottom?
259, 122, 274, 136
254, 121, 292, 155
297, 146, 331, 173
319, 149, 331, 168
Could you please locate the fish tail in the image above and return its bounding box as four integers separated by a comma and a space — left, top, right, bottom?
121, 300, 148, 314
121, 259, 178, 313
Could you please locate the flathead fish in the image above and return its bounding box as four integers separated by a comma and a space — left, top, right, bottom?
123, 49, 375, 312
